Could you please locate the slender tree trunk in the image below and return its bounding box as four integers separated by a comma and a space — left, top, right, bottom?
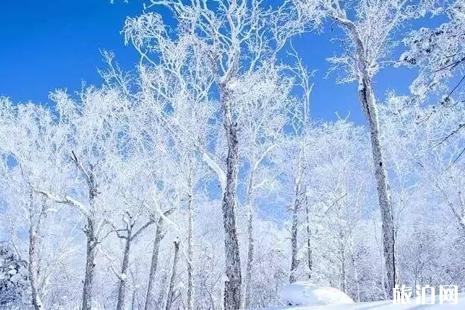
341, 256, 346, 293
82, 217, 98, 310
339, 231, 346, 293
358, 75, 396, 298
79, 165, 99, 310
221, 88, 242, 310
289, 196, 299, 283
131, 288, 136, 310
289, 175, 302, 284
116, 228, 133, 310
304, 197, 312, 280
330, 19, 396, 299
165, 240, 180, 310
186, 168, 194, 310
157, 272, 168, 310
144, 217, 165, 310
244, 209, 254, 306
28, 219, 44, 310
29, 232, 43, 310
352, 254, 361, 302
244, 168, 255, 309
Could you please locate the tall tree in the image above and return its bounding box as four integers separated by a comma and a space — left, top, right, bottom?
295, 0, 434, 297
123, 1, 302, 307
235, 65, 295, 305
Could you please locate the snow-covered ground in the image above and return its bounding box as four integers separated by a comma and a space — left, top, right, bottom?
264, 296, 465, 309
264, 282, 464, 309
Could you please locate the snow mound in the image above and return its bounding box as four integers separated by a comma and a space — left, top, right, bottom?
279, 282, 354, 306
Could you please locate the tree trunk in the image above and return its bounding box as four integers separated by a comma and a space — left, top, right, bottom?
352, 254, 361, 302
131, 288, 136, 310
221, 88, 242, 310
289, 197, 300, 283
28, 222, 43, 310
358, 75, 396, 298
339, 231, 346, 293
304, 197, 312, 280
244, 168, 256, 309
186, 169, 194, 310
289, 177, 302, 284
144, 217, 165, 310
116, 228, 133, 310
81, 217, 97, 310
80, 165, 99, 310
337, 21, 396, 299
157, 272, 168, 310
165, 240, 180, 310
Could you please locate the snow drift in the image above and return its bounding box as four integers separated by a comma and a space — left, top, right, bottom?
279, 282, 354, 306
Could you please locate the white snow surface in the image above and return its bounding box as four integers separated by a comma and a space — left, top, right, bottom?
264, 281, 464, 310
278, 282, 354, 306
264, 296, 465, 309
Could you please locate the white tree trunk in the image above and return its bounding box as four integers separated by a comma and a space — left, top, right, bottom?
144, 217, 166, 310
244, 168, 255, 309
116, 227, 133, 310
361, 78, 396, 298
290, 147, 306, 284
339, 231, 346, 293
28, 216, 44, 310
352, 254, 361, 302
116, 218, 154, 310
186, 167, 194, 310
304, 197, 313, 280
68, 154, 100, 310
335, 20, 397, 299
130, 287, 136, 310
289, 159, 303, 283
81, 217, 97, 310
157, 272, 168, 310
289, 189, 300, 283
221, 88, 242, 310
165, 240, 180, 310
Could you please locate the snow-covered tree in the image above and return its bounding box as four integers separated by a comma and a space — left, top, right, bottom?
294, 0, 436, 297
123, 1, 303, 308
0, 242, 29, 309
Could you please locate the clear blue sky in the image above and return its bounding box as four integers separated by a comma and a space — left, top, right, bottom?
0, 0, 428, 124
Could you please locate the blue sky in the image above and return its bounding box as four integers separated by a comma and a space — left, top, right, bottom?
0, 0, 432, 124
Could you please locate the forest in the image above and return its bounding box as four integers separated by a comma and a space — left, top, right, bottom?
0, 0, 465, 309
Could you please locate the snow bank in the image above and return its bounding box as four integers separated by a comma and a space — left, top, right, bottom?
279, 282, 354, 306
